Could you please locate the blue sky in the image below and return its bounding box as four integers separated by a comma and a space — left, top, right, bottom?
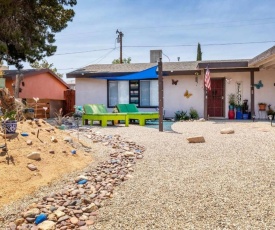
14, 0, 275, 81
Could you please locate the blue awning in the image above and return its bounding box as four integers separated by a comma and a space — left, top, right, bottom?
94, 65, 158, 80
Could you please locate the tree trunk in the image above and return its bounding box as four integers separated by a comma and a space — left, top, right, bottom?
14, 74, 22, 98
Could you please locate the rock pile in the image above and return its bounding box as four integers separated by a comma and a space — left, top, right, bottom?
6, 128, 145, 229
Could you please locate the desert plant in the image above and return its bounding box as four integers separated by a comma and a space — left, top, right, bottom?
33, 97, 39, 118
43, 107, 48, 119
267, 104, 274, 116
189, 107, 199, 119
174, 110, 189, 121
54, 108, 67, 126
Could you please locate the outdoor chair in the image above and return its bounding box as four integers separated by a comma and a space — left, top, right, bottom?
82, 104, 129, 127
116, 104, 159, 126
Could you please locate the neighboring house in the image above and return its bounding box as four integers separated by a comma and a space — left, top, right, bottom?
3, 69, 75, 118
67, 46, 275, 119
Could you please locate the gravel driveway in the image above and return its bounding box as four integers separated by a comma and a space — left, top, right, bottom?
89, 120, 275, 229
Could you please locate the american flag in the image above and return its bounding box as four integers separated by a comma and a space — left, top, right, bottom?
204, 66, 211, 91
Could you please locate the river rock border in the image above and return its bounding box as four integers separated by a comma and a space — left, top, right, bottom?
5, 127, 145, 230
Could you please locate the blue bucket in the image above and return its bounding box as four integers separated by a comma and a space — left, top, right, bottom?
243, 114, 249, 119
236, 111, 243, 119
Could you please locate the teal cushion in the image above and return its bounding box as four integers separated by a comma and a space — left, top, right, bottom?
83, 104, 108, 114
126, 104, 139, 112
116, 104, 128, 113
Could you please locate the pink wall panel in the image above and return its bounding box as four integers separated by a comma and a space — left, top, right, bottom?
7, 73, 67, 100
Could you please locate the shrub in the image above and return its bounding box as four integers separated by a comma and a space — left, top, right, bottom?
189, 107, 199, 119
174, 110, 189, 121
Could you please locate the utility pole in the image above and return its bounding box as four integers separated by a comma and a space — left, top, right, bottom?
116, 30, 124, 63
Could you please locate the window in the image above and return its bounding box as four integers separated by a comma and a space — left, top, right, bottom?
108, 80, 158, 107
140, 80, 158, 107
108, 81, 129, 107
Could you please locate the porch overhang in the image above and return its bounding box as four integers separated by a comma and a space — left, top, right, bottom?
249, 46, 275, 70
197, 61, 260, 73
207, 67, 259, 73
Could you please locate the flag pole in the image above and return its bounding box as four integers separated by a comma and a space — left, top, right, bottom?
204, 64, 210, 119
203, 67, 207, 119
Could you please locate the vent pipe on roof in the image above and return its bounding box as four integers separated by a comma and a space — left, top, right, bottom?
150, 50, 162, 63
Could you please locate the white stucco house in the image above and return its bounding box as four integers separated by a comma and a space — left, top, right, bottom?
67, 46, 275, 119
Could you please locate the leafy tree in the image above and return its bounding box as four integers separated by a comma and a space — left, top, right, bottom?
196, 43, 202, 61
112, 57, 131, 64
30, 60, 63, 78
0, 0, 77, 70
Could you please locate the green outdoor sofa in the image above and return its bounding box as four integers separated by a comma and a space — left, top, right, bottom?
82, 104, 129, 127
116, 104, 159, 126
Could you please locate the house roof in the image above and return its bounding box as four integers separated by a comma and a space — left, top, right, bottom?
67, 59, 255, 78
249, 46, 275, 69
3, 69, 69, 89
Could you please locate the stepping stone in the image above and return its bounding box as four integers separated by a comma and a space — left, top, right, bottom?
186, 136, 205, 143
220, 128, 234, 134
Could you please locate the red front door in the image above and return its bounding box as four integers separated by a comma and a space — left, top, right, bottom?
207, 78, 224, 117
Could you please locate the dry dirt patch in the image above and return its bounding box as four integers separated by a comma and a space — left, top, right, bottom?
0, 119, 92, 208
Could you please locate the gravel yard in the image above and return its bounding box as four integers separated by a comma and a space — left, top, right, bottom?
1, 120, 275, 229
89, 120, 275, 229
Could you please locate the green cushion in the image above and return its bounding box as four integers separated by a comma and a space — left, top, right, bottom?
126, 104, 139, 112
83, 104, 108, 114
83, 104, 94, 114
116, 104, 128, 113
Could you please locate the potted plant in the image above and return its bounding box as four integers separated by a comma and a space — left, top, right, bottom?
228, 93, 236, 110
228, 93, 236, 119
267, 104, 274, 120
258, 102, 267, 111
1, 110, 18, 134
235, 103, 243, 119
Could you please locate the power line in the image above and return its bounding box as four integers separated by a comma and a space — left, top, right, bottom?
124, 40, 275, 48
162, 52, 170, 62
54, 48, 115, 56
56, 48, 117, 71
52, 40, 275, 57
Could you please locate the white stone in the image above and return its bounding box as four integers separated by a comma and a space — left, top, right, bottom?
27, 152, 41, 160
38, 220, 56, 230
123, 151, 135, 157
54, 209, 65, 218
23, 208, 40, 218
51, 136, 58, 143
